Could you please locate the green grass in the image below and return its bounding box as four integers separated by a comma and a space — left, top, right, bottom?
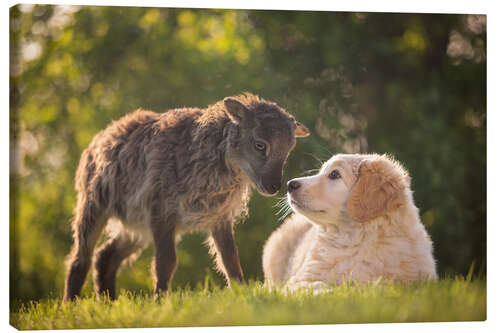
11, 277, 486, 330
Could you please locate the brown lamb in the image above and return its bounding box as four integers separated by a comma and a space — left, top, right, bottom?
64, 93, 309, 301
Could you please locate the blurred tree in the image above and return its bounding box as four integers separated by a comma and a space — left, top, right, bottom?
10, 5, 485, 303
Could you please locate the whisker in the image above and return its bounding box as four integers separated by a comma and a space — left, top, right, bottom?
303, 152, 324, 167
276, 202, 288, 210
301, 168, 320, 176
317, 144, 334, 158
278, 206, 293, 222
273, 196, 288, 208
275, 203, 291, 215
273, 195, 293, 222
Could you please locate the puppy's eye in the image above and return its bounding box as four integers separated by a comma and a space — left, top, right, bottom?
254, 141, 266, 152
329, 170, 341, 180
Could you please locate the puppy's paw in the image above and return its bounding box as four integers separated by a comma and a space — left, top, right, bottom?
310, 281, 331, 295
285, 281, 331, 295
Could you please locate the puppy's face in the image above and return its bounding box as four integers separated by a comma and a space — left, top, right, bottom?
287, 156, 359, 226
287, 154, 409, 226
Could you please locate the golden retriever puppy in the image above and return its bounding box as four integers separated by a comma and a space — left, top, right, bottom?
262, 154, 437, 290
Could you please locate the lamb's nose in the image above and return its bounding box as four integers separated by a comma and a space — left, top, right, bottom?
270, 182, 281, 194
287, 180, 301, 193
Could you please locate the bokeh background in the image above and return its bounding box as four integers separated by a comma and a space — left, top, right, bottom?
10, 5, 486, 303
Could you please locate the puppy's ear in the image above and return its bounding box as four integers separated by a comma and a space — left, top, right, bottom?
224, 98, 251, 124
294, 121, 310, 138
346, 156, 409, 222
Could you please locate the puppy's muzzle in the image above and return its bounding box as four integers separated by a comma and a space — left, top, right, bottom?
287, 180, 301, 193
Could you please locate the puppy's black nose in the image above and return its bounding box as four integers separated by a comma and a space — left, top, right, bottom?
287, 180, 301, 193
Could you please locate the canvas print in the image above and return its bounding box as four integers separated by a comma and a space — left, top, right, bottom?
9, 4, 486, 329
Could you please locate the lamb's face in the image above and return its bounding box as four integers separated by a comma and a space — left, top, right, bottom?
238, 117, 295, 196
224, 97, 309, 196
287, 156, 359, 226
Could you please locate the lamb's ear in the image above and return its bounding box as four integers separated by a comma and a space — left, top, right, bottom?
346, 156, 408, 222
224, 98, 251, 124
294, 121, 310, 138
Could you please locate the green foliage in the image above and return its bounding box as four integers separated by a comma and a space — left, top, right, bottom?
10, 278, 486, 329
10, 5, 486, 303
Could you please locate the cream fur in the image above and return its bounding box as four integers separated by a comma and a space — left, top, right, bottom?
262, 154, 437, 289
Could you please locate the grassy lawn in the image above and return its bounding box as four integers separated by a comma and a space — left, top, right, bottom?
10, 277, 486, 330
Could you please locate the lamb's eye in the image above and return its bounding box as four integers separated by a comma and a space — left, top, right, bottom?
329, 170, 341, 180
254, 141, 266, 152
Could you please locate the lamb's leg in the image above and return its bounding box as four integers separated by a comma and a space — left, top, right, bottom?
208, 221, 244, 286
93, 230, 144, 300
64, 200, 106, 301
150, 209, 177, 297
